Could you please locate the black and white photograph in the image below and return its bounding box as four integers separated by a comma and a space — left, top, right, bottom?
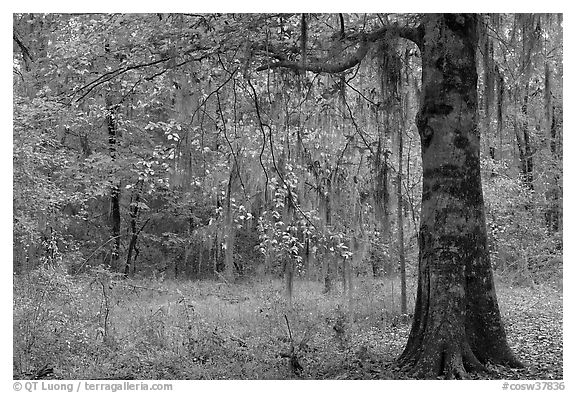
12, 11, 564, 384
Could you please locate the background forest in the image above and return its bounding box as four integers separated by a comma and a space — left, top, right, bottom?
13, 13, 562, 380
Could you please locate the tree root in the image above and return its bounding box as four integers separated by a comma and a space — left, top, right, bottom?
399, 340, 489, 379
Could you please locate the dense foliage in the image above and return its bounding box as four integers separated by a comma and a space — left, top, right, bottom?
14, 14, 561, 285
13, 13, 562, 379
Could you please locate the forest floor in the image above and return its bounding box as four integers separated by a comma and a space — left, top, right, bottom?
13, 269, 562, 380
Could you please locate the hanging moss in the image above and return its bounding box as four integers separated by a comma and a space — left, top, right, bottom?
377, 40, 402, 108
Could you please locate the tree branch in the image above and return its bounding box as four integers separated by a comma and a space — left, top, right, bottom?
256, 23, 421, 74
365, 23, 423, 48
256, 39, 370, 73
13, 32, 34, 66
73, 50, 213, 103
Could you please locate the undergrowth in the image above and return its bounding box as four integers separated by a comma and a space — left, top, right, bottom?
13, 265, 562, 380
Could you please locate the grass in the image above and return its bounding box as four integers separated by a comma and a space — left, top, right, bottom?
13, 267, 562, 380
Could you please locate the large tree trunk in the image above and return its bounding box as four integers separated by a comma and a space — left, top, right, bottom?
398, 14, 522, 378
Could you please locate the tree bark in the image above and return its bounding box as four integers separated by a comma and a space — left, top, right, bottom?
398, 14, 522, 378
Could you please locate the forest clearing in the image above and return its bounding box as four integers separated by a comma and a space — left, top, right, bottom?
13, 271, 562, 380
13, 13, 562, 381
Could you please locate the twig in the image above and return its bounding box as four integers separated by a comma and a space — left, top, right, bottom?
76, 234, 130, 274
214, 270, 231, 286
120, 283, 171, 293
284, 314, 293, 342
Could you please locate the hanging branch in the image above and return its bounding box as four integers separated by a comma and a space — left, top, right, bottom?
189, 67, 239, 125
246, 79, 316, 230
343, 78, 379, 107
242, 79, 270, 202
216, 90, 248, 199
333, 93, 376, 181
75, 234, 131, 274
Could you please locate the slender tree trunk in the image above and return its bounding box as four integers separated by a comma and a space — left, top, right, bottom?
545, 103, 560, 232
106, 97, 121, 271
521, 90, 534, 190
398, 14, 522, 378
303, 236, 310, 277
323, 257, 333, 294
124, 227, 137, 276
124, 181, 143, 276
515, 86, 534, 191
307, 238, 317, 280
103, 41, 122, 271
285, 258, 294, 307
372, 135, 390, 278
342, 256, 347, 292
496, 69, 505, 161
212, 234, 219, 274
283, 194, 295, 306
397, 126, 407, 315
224, 170, 236, 282
483, 36, 494, 158
347, 237, 360, 304
322, 180, 334, 293
544, 63, 560, 232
